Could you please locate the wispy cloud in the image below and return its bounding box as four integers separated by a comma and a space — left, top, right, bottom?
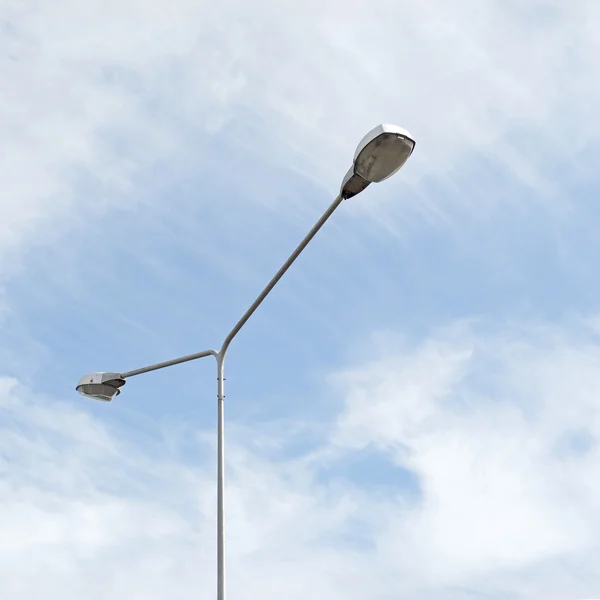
4, 0, 600, 274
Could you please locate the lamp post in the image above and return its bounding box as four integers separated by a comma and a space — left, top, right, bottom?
76, 123, 415, 600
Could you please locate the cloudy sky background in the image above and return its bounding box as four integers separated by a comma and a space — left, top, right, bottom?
2, 1, 600, 598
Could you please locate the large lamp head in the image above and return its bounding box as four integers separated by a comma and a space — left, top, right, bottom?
341, 124, 415, 199
76, 372, 125, 402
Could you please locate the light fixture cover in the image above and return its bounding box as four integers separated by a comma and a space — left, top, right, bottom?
353, 124, 415, 183
76, 372, 125, 402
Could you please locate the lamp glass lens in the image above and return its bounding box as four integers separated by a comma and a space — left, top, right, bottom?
77, 383, 119, 401
355, 134, 414, 183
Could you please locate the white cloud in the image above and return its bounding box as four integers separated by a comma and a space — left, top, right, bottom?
330, 320, 600, 595
3, 318, 600, 598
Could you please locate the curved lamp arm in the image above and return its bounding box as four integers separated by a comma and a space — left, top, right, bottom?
220, 193, 343, 358
120, 349, 219, 378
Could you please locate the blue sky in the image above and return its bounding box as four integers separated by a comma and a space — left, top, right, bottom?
2, 1, 600, 598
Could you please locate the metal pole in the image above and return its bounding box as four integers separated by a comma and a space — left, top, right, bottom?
215, 193, 343, 600
216, 352, 226, 600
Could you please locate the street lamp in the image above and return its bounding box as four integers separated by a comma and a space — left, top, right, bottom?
76, 123, 415, 600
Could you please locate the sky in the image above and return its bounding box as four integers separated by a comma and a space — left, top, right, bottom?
2, 0, 600, 598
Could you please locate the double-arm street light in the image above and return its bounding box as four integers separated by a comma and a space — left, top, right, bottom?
76, 123, 415, 600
